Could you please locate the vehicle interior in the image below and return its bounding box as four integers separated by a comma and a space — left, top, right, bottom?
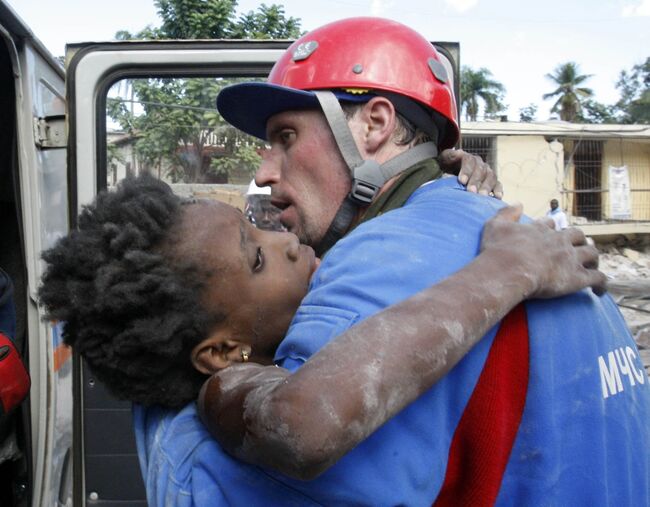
0, 34, 32, 507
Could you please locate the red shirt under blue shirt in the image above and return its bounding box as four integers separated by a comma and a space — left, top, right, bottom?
135, 176, 650, 506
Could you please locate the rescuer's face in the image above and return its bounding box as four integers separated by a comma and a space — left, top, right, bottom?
254, 109, 351, 247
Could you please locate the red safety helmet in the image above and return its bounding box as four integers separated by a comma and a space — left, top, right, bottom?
218, 17, 459, 149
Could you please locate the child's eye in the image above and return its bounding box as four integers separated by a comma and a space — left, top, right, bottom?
253, 247, 264, 272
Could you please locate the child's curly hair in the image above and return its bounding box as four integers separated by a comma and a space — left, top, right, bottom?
38, 174, 222, 408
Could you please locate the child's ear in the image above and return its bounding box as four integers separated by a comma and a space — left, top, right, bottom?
191, 329, 251, 375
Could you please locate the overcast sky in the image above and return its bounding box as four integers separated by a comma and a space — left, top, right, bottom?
6, 0, 650, 120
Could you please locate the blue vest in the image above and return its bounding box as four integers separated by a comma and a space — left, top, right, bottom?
273, 178, 650, 506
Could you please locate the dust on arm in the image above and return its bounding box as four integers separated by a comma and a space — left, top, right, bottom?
199, 205, 605, 480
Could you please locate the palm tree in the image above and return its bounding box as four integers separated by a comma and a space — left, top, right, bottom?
460, 67, 506, 121
543, 62, 594, 122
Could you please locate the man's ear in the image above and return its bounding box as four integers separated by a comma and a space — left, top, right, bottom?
191, 329, 251, 375
357, 96, 397, 155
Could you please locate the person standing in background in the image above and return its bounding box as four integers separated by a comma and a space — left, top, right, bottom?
547, 198, 568, 230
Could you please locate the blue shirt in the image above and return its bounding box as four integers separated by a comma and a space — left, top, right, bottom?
134, 404, 323, 506
135, 177, 650, 506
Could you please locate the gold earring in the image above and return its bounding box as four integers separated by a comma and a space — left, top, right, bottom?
241, 349, 250, 362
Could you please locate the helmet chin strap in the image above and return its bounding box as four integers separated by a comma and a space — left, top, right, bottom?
313, 90, 438, 256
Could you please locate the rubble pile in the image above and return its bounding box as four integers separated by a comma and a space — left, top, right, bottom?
598, 241, 650, 374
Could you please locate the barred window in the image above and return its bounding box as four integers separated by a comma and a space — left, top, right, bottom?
461, 136, 495, 169
569, 139, 603, 221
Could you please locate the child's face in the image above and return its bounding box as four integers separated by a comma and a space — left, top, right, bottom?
178, 200, 320, 361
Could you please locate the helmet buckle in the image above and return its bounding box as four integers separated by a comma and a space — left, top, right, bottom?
350, 178, 379, 205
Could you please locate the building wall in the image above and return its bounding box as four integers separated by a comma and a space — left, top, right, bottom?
563, 147, 575, 217
107, 141, 143, 185
462, 123, 650, 235
491, 136, 650, 222
494, 135, 561, 219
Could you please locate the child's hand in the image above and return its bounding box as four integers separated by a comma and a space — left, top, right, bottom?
438, 148, 503, 198
480, 204, 607, 298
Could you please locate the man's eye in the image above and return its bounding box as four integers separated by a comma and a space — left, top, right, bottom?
253, 247, 264, 272
279, 130, 295, 144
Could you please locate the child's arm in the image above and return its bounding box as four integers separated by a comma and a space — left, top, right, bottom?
198, 205, 606, 480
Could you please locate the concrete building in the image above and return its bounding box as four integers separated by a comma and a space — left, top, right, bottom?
461, 121, 650, 239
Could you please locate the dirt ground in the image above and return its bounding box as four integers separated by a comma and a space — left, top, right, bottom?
598, 240, 650, 375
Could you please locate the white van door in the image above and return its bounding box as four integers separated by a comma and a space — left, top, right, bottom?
65, 40, 289, 506
65, 39, 459, 506
0, 3, 70, 506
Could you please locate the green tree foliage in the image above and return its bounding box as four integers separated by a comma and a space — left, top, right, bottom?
107, 0, 302, 183
615, 57, 650, 124
233, 4, 302, 38
519, 103, 537, 123
460, 66, 506, 121
543, 62, 593, 122
576, 99, 617, 124
156, 0, 236, 39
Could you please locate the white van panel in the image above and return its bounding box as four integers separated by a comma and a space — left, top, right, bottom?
12, 33, 71, 507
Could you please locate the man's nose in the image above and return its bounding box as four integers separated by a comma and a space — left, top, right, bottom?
255, 150, 280, 187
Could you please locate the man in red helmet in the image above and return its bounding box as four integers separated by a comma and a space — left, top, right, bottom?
216, 17, 466, 256
194, 16, 649, 506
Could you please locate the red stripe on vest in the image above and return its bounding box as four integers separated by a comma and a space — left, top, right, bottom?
0, 332, 31, 415
433, 303, 529, 507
